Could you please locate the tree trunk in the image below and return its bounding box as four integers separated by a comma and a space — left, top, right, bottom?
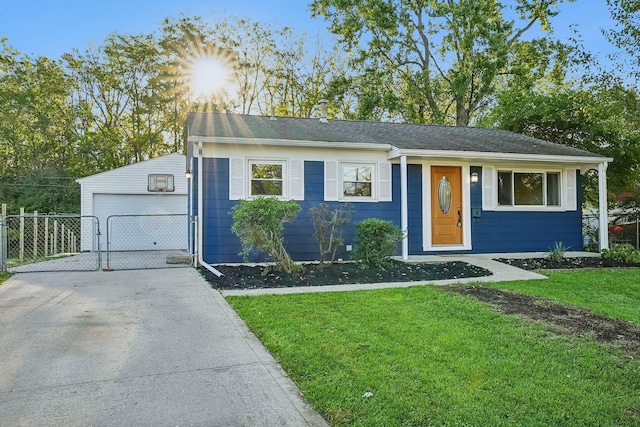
455, 98, 470, 126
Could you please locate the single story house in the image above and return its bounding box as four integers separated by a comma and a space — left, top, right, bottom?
77, 153, 188, 251
185, 109, 611, 265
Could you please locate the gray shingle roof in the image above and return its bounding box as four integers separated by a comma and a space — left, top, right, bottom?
187, 112, 605, 159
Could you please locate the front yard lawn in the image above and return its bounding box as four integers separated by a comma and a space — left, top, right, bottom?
481, 269, 640, 324
227, 272, 640, 426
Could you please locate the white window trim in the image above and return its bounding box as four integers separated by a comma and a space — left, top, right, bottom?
340, 162, 376, 201
324, 160, 392, 203
247, 159, 287, 199
229, 157, 304, 201
494, 167, 565, 211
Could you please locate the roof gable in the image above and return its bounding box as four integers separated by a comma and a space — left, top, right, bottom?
77, 153, 185, 183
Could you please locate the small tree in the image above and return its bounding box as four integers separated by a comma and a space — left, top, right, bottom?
309, 203, 353, 268
351, 218, 403, 268
230, 197, 302, 273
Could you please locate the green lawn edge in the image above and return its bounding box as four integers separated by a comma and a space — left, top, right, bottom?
227, 272, 640, 426
478, 268, 640, 324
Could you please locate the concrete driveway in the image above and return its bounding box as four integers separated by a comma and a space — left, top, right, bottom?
0, 268, 327, 427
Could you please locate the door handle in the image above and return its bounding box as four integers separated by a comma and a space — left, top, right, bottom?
457, 209, 462, 227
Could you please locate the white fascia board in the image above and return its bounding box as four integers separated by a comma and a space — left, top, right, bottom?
189, 136, 392, 152
390, 148, 612, 165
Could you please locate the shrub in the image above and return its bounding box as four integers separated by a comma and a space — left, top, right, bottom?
230, 197, 302, 273
309, 203, 353, 268
351, 218, 403, 268
546, 241, 568, 262
602, 243, 640, 263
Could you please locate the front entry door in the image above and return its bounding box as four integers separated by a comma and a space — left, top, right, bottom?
431, 166, 463, 245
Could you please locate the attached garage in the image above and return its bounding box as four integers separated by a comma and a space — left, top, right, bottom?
77, 153, 188, 251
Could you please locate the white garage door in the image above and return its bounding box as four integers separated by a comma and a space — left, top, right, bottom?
94, 194, 188, 251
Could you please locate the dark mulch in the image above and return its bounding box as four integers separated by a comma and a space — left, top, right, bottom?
495, 256, 640, 270
449, 285, 640, 358
201, 260, 492, 290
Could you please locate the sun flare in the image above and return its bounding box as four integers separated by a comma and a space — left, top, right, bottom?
188, 54, 233, 97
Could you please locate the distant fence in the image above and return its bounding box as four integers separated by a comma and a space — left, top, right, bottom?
583, 211, 640, 251
1, 213, 101, 273
1, 204, 192, 273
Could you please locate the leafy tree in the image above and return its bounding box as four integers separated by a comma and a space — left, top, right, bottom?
230, 198, 302, 273
263, 31, 348, 118
604, 0, 640, 81
482, 83, 640, 205
0, 39, 80, 213
311, 0, 573, 125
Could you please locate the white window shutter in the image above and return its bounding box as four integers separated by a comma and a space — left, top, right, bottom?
290, 159, 304, 200
378, 162, 392, 201
324, 161, 339, 201
482, 166, 495, 211
229, 158, 245, 200
565, 168, 577, 211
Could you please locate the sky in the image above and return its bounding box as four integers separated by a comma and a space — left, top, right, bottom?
0, 0, 616, 63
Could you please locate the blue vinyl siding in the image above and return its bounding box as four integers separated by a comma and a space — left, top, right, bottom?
467, 166, 583, 253
201, 159, 403, 263
200, 159, 583, 263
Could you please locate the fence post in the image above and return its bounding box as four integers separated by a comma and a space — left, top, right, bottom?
19, 207, 24, 262
1, 204, 6, 271
33, 211, 38, 260
44, 217, 49, 257
0, 216, 4, 272
53, 220, 58, 254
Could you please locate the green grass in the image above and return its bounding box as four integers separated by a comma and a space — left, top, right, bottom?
0, 272, 10, 285
227, 285, 640, 426
482, 269, 640, 324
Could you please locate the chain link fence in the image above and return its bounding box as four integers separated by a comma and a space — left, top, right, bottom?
583, 211, 640, 251
106, 214, 193, 270
1, 215, 101, 273
0, 217, 7, 273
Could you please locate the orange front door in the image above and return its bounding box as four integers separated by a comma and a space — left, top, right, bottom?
431, 166, 463, 245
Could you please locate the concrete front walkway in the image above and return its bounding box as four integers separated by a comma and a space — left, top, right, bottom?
0, 269, 327, 427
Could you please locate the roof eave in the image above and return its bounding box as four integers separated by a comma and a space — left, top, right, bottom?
188, 136, 392, 151
391, 147, 612, 166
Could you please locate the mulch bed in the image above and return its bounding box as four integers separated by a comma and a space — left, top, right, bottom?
495, 257, 640, 270
201, 260, 492, 290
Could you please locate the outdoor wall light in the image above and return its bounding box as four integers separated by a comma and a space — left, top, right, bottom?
471, 172, 479, 183
185, 170, 193, 179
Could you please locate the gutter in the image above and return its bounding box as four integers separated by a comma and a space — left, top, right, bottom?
196, 141, 223, 277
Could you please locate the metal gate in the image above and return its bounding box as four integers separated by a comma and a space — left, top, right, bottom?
0, 215, 101, 273
105, 214, 193, 270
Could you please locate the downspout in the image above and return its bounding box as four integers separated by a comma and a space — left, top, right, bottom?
197, 141, 223, 277
598, 161, 609, 251
400, 155, 409, 260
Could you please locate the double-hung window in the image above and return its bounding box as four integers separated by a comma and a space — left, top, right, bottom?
324, 160, 391, 202
249, 160, 285, 197
229, 157, 303, 201
342, 163, 373, 198
498, 171, 561, 207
